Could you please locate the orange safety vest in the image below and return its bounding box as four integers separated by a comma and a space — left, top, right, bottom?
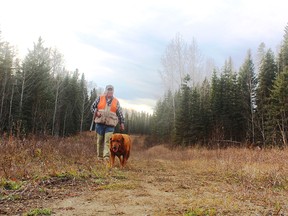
94, 96, 119, 126
97, 96, 118, 113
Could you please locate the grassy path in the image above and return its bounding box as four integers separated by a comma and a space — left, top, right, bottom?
1, 134, 288, 215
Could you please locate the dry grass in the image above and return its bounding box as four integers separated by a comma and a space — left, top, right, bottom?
138, 144, 288, 215
1, 133, 288, 215
0, 132, 97, 180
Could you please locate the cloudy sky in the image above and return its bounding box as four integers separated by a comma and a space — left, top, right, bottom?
0, 0, 287, 114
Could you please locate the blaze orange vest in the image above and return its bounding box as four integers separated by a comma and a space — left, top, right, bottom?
94, 96, 119, 126
97, 96, 118, 113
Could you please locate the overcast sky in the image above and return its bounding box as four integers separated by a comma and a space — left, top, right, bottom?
0, 0, 287, 114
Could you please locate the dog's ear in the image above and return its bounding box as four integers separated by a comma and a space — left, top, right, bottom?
110, 137, 113, 144
121, 135, 125, 145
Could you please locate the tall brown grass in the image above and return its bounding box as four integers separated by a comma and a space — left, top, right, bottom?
133, 143, 288, 215
1, 132, 288, 189
0, 132, 97, 180
1, 133, 288, 215
140, 144, 288, 189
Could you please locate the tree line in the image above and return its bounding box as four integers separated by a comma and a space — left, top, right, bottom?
1, 23, 288, 148
0, 35, 150, 137
151, 24, 288, 148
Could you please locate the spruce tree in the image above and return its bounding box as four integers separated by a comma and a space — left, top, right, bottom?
175, 75, 191, 146
238, 50, 257, 143
256, 49, 277, 146
269, 68, 288, 146
189, 87, 202, 144
21, 37, 52, 134
0, 41, 15, 132
278, 24, 288, 73
210, 69, 224, 142
199, 78, 212, 143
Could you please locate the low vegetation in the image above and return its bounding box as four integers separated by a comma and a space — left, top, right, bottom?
1, 132, 288, 215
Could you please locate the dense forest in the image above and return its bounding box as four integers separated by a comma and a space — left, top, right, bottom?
0, 34, 150, 137
152, 24, 288, 148
1, 23, 288, 148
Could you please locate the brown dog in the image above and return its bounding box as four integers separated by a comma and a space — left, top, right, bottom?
109, 133, 132, 168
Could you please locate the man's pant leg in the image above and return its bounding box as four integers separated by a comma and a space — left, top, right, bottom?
96, 133, 104, 159
103, 131, 113, 159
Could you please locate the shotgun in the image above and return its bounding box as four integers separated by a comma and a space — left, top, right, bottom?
90, 112, 96, 132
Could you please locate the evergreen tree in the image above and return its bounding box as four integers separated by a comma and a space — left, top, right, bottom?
151, 100, 164, 141
21, 37, 52, 134
255, 49, 277, 146
278, 24, 288, 73
50, 49, 66, 136
0, 41, 15, 132
210, 69, 224, 141
79, 73, 89, 132
151, 89, 175, 143
238, 50, 257, 143
62, 69, 82, 135
199, 78, 212, 143
189, 87, 202, 144
175, 75, 191, 146
269, 68, 288, 146
220, 58, 236, 140
255, 42, 266, 74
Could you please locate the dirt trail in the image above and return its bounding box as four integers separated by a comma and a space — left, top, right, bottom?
46, 140, 189, 216
2, 135, 288, 215
47, 160, 193, 216
44, 137, 288, 216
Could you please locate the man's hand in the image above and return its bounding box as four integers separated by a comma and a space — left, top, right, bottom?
95, 111, 101, 118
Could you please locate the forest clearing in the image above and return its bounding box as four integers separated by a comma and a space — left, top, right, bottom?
1, 132, 288, 215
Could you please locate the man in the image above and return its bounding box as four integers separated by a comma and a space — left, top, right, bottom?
91, 85, 125, 161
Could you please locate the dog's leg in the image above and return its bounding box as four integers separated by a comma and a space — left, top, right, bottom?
121, 155, 128, 167
119, 155, 124, 167
110, 153, 116, 168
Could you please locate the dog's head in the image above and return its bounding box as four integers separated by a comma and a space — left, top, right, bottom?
110, 134, 124, 153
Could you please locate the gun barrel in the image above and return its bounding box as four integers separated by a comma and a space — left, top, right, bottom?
90, 116, 95, 132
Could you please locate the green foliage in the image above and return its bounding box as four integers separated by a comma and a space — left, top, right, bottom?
278, 23, 288, 72
175, 75, 192, 145
151, 90, 176, 143
0, 179, 22, 190
153, 23, 288, 147
126, 109, 152, 135
2, 23, 288, 147
238, 50, 257, 143
0, 39, 15, 132
269, 68, 288, 146
256, 49, 278, 146
0, 34, 151, 137
184, 207, 217, 216
24, 208, 52, 216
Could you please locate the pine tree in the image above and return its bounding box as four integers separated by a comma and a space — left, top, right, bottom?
189, 87, 202, 144
0, 41, 15, 132
238, 50, 257, 143
51, 49, 66, 136
20, 37, 52, 134
175, 75, 191, 146
255, 42, 266, 74
278, 24, 288, 73
210, 69, 224, 141
256, 49, 277, 146
151, 89, 175, 143
79, 73, 89, 132
269, 68, 288, 146
199, 78, 212, 143
220, 58, 236, 140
